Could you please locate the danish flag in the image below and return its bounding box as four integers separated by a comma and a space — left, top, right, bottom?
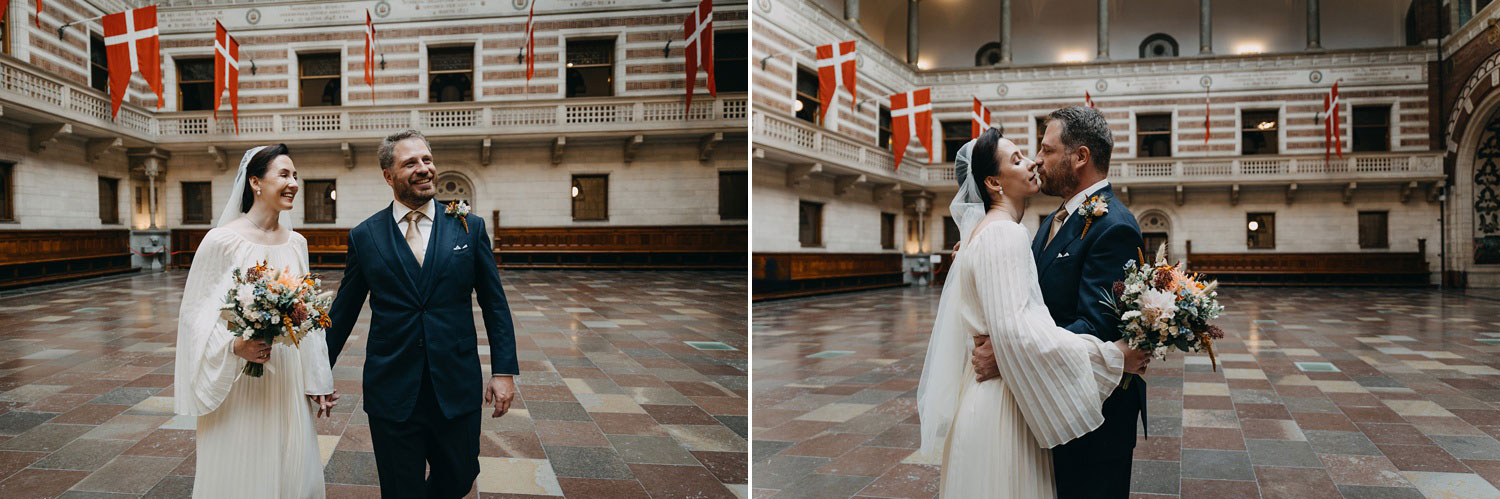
214, 21, 241, 134
524, 1, 536, 81
1203, 85, 1211, 145
103, 5, 163, 118
971, 97, 992, 139
889, 88, 934, 169
33, 0, 41, 28
683, 0, 715, 113
365, 10, 377, 104
1321, 81, 1343, 162
1085, 91, 1095, 108
816, 40, 856, 123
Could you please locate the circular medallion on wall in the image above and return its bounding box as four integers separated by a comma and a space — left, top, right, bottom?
375, 1, 392, 18
1309, 70, 1324, 84
513, 0, 528, 10
245, 8, 261, 25
996, 83, 1009, 98
757, 0, 773, 14
1095, 79, 1108, 92
1200, 75, 1213, 88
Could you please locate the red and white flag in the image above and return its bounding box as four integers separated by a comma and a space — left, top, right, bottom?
1322, 81, 1343, 162
890, 88, 934, 169
524, 1, 536, 82
1085, 91, 1095, 108
33, 0, 41, 28
214, 20, 241, 134
971, 96, 992, 139
816, 40, 856, 122
364, 10, 376, 104
1203, 85, 1211, 145
683, 0, 714, 113
103, 5, 162, 118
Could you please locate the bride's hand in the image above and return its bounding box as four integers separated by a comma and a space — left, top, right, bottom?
307, 389, 340, 418
1114, 340, 1151, 375
233, 337, 272, 364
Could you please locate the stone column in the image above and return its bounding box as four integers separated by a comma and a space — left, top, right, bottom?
1199, 0, 1212, 54
907, 0, 920, 65
1307, 0, 1321, 50
129, 148, 171, 230
844, 0, 859, 25
1097, 0, 1109, 60
1000, 0, 1012, 64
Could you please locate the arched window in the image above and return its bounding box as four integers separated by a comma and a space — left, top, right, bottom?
974, 42, 1003, 67
1139, 34, 1178, 59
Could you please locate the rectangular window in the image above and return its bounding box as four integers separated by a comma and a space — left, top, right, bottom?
428, 45, 474, 103
571, 174, 608, 221
879, 105, 893, 150
1136, 113, 1172, 157
881, 212, 896, 250
943, 216, 959, 250
1359, 211, 1389, 249
298, 52, 341, 107
304, 180, 337, 223
182, 182, 213, 225
1240, 109, 1279, 155
718, 170, 747, 220
565, 39, 614, 98
98, 177, 119, 224
0, 162, 13, 222
177, 57, 215, 111
1247, 212, 1275, 249
794, 66, 821, 125
942, 120, 969, 163
1352, 105, 1392, 152
798, 200, 822, 247
90, 35, 109, 94
713, 31, 747, 93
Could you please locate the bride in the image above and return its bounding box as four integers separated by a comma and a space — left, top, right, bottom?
917, 128, 1149, 497
174, 145, 339, 498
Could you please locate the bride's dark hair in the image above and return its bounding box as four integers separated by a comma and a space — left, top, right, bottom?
968, 128, 1004, 208
241, 144, 291, 213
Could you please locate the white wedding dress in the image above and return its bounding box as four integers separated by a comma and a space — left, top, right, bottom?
174, 228, 333, 498
919, 219, 1125, 498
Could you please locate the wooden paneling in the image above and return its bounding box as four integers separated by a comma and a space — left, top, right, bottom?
498, 225, 746, 270
753, 252, 905, 300
0, 230, 136, 288
1187, 241, 1429, 286
171, 228, 350, 269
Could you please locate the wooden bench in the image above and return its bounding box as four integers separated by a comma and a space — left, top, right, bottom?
753, 252, 905, 300
1185, 240, 1430, 286
0, 230, 137, 289
497, 225, 745, 270
171, 228, 350, 270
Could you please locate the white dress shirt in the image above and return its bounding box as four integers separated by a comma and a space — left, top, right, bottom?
392, 198, 435, 252
1057, 179, 1112, 226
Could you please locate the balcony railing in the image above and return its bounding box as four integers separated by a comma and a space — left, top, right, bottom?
753, 110, 936, 184
1110, 153, 1444, 185
0, 54, 745, 144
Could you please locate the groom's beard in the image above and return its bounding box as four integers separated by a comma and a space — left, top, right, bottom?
1040, 164, 1078, 198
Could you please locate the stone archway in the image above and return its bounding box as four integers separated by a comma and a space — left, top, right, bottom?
434, 171, 475, 209
1451, 78, 1500, 287
1472, 111, 1500, 264
1137, 209, 1172, 260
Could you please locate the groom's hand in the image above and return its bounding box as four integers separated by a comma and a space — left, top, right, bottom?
485, 375, 516, 418
971, 336, 1001, 382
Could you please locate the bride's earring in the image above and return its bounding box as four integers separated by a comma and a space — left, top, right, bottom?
255, 188, 261, 196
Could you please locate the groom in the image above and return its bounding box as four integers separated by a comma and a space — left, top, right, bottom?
327, 129, 519, 498
972, 106, 1145, 498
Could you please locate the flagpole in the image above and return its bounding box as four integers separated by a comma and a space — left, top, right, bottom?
56, 12, 109, 40
759, 45, 819, 70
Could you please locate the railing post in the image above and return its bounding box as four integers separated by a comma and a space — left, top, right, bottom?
1231, 159, 1240, 176
482, 106, 493, 128
341, 111, 350, 131
634, 102, 644, 123
1289, 157, 1298, 174
410, 109, 420, 129
60, 86, 72, 113
556, 103, 567, 126
713, 97, 724, 120
273, 114, 284, 133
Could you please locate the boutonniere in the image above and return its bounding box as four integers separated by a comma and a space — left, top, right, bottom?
1076, 195, 1108, 238
445, 200, 471, 233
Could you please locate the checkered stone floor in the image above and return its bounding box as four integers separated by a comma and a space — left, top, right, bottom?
752, 286, 1500, 499
0, 269, 746, 498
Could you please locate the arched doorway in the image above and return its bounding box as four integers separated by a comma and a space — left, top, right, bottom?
1473, 112, 1500, 264
1137, 209, 1171, 260
434, 171, 475, 211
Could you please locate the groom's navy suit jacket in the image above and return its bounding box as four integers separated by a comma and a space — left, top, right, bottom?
1031, 184, 1146, 455
327, 203, 519, 422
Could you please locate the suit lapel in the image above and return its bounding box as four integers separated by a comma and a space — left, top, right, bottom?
1031, 208, 1054, 264
417, 206, 450, 301
372, 203, 421, 293
1037, 186, 1114, 277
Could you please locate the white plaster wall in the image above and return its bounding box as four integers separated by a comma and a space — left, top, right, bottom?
0, 123, 135, 230
752, 164, 907, 253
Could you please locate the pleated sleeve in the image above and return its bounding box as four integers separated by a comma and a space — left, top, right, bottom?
973, 222, 1125, 448
173, 230, 248, 416
295, 234, 334, 396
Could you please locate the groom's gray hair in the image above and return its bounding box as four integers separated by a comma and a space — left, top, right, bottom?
1047, 106, 1113, 175
378, 129, 431, 170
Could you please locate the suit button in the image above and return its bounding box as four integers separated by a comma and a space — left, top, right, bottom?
417, 338, 425, 348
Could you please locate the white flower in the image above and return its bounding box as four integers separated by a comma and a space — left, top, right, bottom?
1138, 289, 1178, 323
1092, 205, 1106, 217
1121, 310, 1143, 322
1127, 282, 1144, 295
235, 284, 256, 309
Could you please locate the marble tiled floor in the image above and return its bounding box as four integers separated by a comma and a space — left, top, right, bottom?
0, 269, 746, 498
752, 286, 1500, 499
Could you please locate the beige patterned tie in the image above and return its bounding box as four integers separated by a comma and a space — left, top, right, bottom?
1044, 206, 1068, 248
404, 210, 425, 266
